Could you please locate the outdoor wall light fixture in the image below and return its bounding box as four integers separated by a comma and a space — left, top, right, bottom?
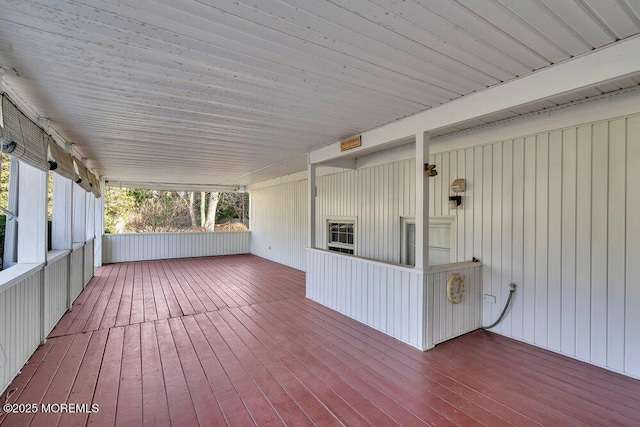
424, 163, 438, 177
0, 135, 16, 153
449, 178, 466, 209
449, 195, 462, 208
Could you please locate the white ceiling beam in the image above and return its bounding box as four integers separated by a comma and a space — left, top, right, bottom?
319, 158, 357, 169
106, 180, 245, 193
310, 34, 640, 164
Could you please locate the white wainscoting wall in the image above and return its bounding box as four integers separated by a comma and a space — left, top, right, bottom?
84, 238, 94, 285
250, 180, 307, 271
102, 231, 251, 264
428, 113, 640, 378
307, 248, 426, 349
429, 262, 482, 345
306, 249, 482, 350
250, 107, 640, 378
44, 251, 70, 335
70, 245, 85, 303
0, 239, 95, 394
0, 267, 42, 395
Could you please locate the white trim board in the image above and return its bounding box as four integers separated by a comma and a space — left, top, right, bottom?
310, 35, 640, 164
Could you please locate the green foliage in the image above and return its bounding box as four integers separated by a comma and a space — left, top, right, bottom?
0, 154, 11, 210
104, 187, 249, 233
104, 186, 137, 233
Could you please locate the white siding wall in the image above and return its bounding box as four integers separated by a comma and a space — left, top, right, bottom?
250, 111, 640, 378
307, 249, 482, 349
433, 114, 640, 378
44, 254, 70, 335
102, 231, 251, 264
83, 238, 94, 285
0, 270, 42, 394
251, 180, 307, 270
430, 263, 482, 345
316, 160, 416, 263
1, 243, 98, 394
251, 159, 416, 270
70, 247, 84, 302
307, 248, 426, 349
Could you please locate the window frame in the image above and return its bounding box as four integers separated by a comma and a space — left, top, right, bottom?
326, 217, 356, 255
400, 216, 457, 267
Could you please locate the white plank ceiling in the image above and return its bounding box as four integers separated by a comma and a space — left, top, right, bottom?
0, 0, 639, 187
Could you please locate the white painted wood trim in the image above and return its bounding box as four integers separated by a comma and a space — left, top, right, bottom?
47, 249, 70, 264
0, 263, 43, 293
415, 132, 429, 270
430, 87, 640, 154
307, 248, 417, 273
311, 35, 640, 164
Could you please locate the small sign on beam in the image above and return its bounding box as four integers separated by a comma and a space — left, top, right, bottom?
340, 135, 361, 152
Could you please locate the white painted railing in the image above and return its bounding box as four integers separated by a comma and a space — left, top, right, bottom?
306, 249, 482, 350
102, 231, 251, 263
307, 248, 426, 349
84, 238, 94, 285
0, 265, 43, 395
44, 251, 70, 335
70, 244, 85, 302
0, 240, 96, 394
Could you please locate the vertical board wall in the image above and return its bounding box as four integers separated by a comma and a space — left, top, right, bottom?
250, 180, 308, 271
441, 115, 640, 378
251, 159, 417, 270
250, 112, 640, 378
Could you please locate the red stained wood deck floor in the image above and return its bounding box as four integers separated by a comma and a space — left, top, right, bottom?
2, 254, 640, 426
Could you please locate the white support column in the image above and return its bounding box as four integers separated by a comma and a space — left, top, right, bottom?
308, 156, 317, 248
85, 192, 95, 240
415, 132, 430, 270
17, 163, 48, 343
51, 174, 73, 250
94, 181, 104, 267
72, 184, 86, 244
416, 132, 434, 351
17, 163, 47, 264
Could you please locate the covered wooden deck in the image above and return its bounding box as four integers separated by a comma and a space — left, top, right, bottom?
1, 254, 639, 426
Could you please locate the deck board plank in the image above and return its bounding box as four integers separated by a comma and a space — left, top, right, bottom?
115, 324, 143, 426
30, 332, 92, 427
168, 317, 227, 427
139, 322, 171, 427
87, 327, 124, 427
2, 254, 639, 427
181, 315, 256, 426
58, 330, 109, 427
194, 312, 284, 426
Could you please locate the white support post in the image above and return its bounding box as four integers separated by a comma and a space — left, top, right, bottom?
308, 156, 317, 249
416, 132, 434, 351
85, 192, 95, 240
51, 174, 73, 250
415, 132, 430, 270
94, 180, 104, 267
52, 174, 74, 310
72, 184, 87, 244
17, 162, 48, 343
17, 163, 47, 264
